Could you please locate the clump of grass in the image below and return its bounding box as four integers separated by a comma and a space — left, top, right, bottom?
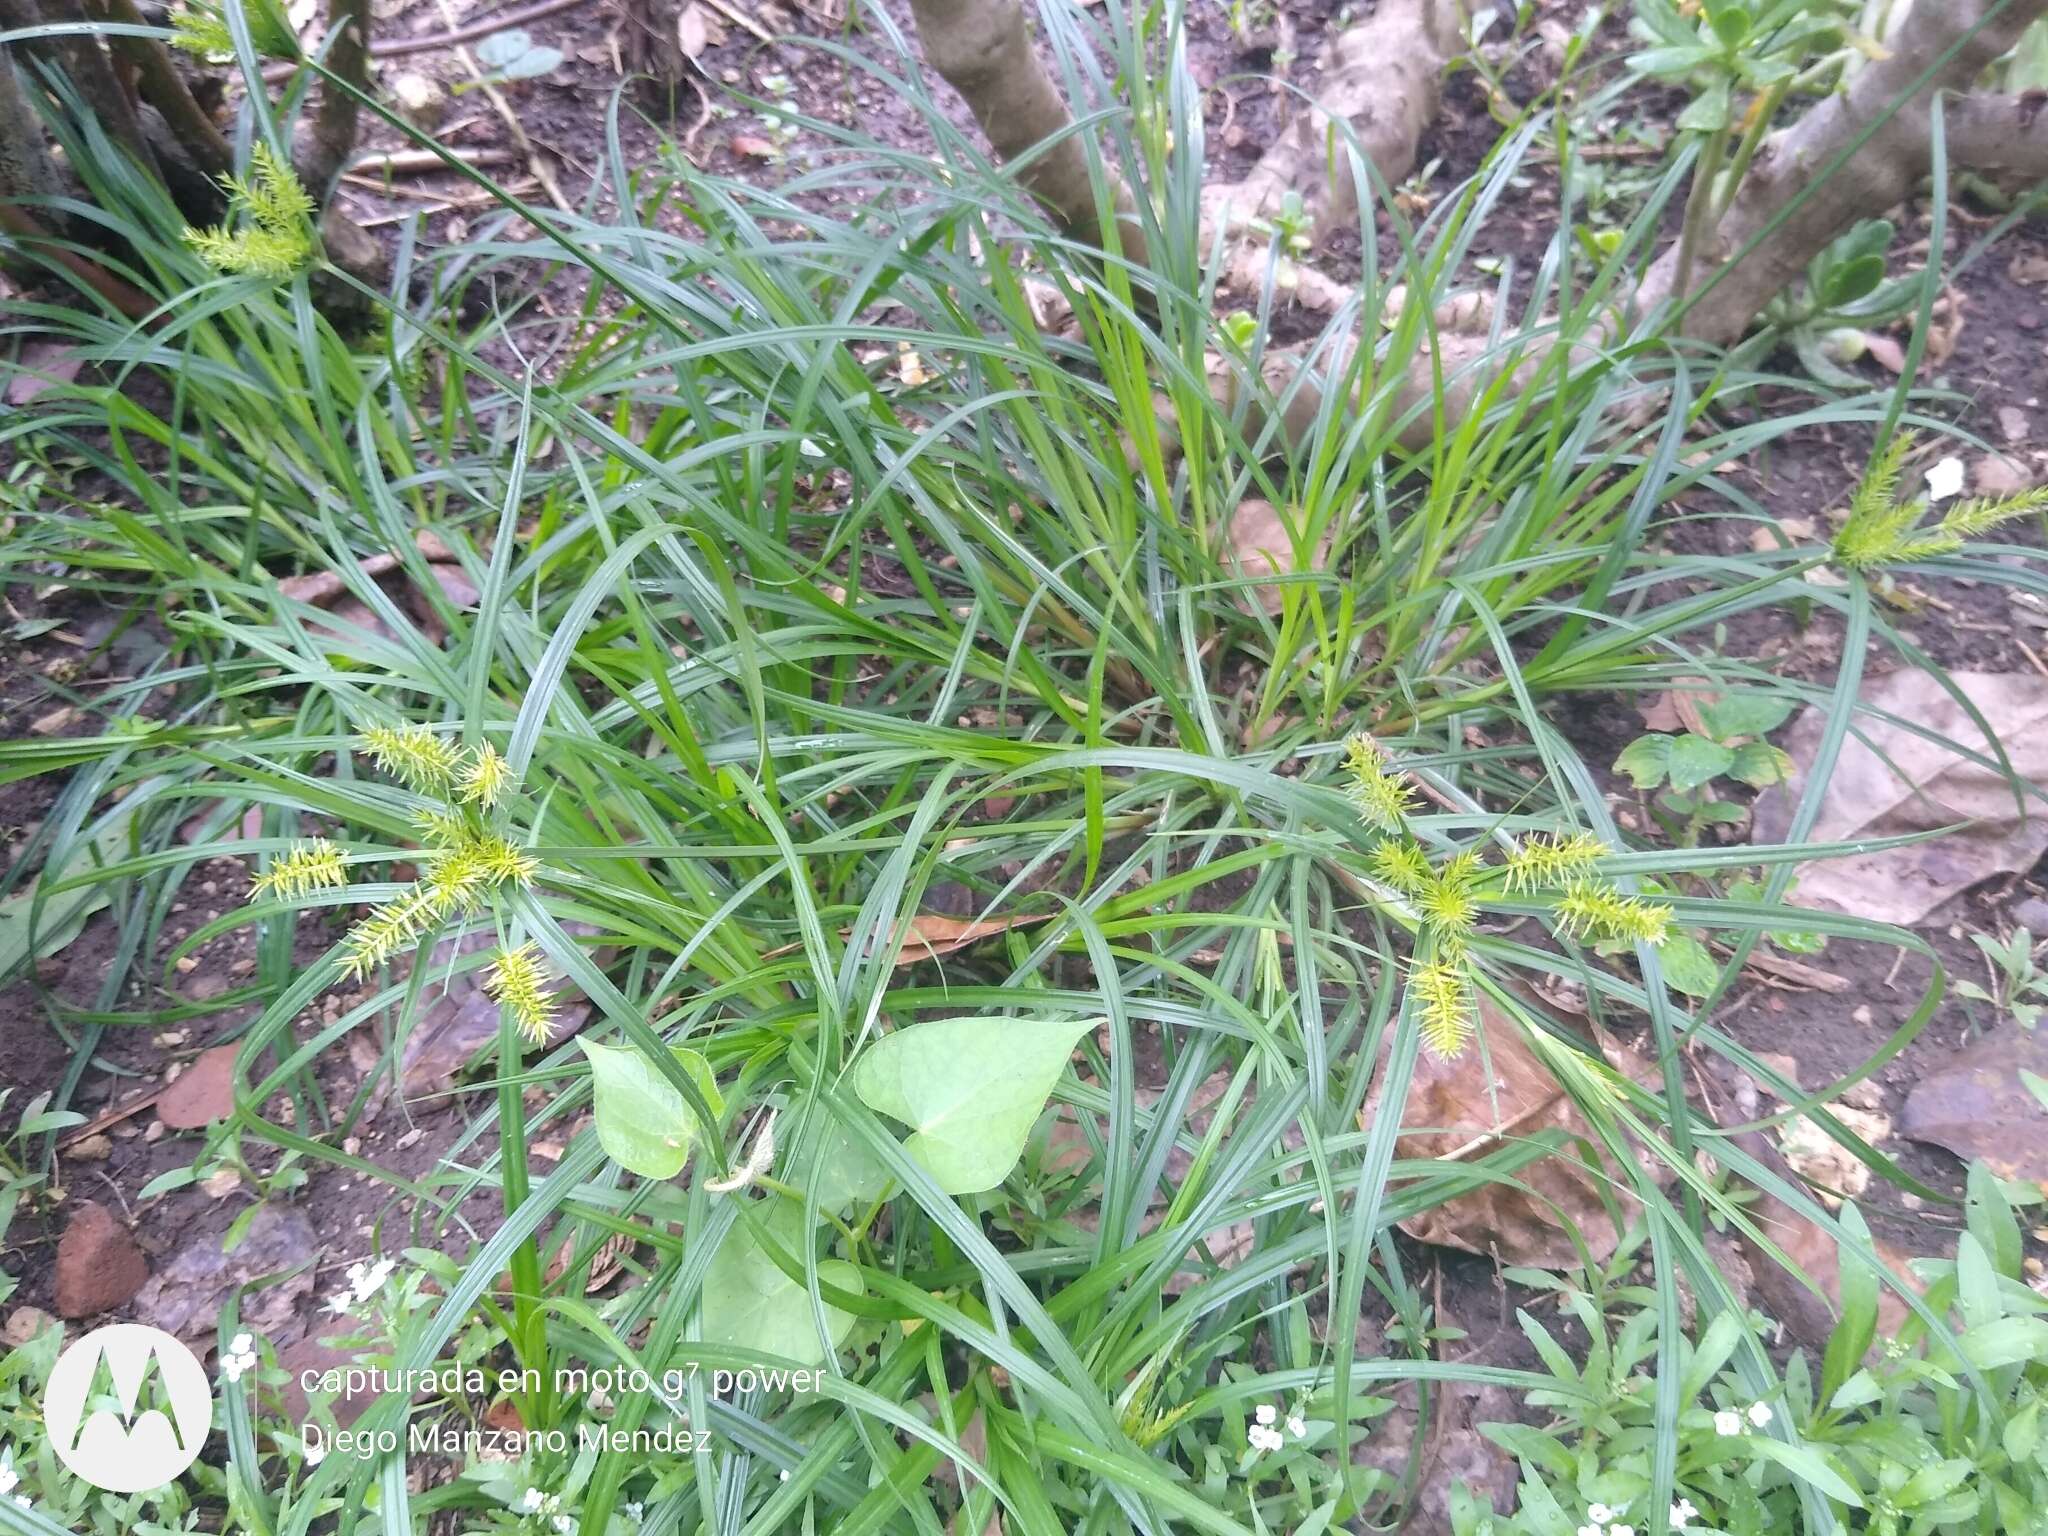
0, 8, 2003, 1530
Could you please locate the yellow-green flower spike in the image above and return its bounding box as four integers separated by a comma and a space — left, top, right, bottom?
1410, 959, 1474, 1058
460, 742, 512, 809
1343, 735, 1417, 832
483, 943, 556, 1045
467, 833, 537, 886
250, 839, 347, 901
1416, 870, 1477, 938
1553, 881, 1672, 947
1370, 839, 1432, 893
1833, 430, 2048, 569
1502, 832, 1608, 893
413, 807, 470, 849
182, 142, 314, 280
360, 724, 464, 793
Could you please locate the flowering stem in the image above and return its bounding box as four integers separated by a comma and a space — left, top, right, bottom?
496, 944, 554, 1427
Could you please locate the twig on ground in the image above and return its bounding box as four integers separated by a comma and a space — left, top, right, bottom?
348, 145, 522, 175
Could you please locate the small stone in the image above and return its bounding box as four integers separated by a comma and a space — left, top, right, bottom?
182, 971, 230, 1002
2010, 896, 2048, 931
174, 956, 199, 974
1999, 405, 2030, 444
1974, 454, 2033, 496
199, 880, 219, 896
1851, 1004, 1874, 1026
388, 70, 446, 130
55, 1201, 149, 1317
229, 957, 256, 977
342, 1136, 361, 1157
145, 1119, 166, 1143
200, 1167, 242, 1198
2, 1306, 57, 1347
67, 1133, 114, 1162
1842, 1079, 1885, 1112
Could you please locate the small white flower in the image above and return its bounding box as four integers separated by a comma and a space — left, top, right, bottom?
1247, 1424, 1284, 1454
0, 1464, 16, 1497
1713, 1408, 1743, 1436
1254, 1403, 1277, 1426
325, 1288, 355, 1317
1286, 1414, 1307, 1439
1610, 1525, 1634, 1536
221, 1356, 245, 1384
1746, 1400, 1773, 1428
302, 1436, 326, 1466
11, 1495, 26, 1510
1671, 1498, 1699, 1528
552, 1517, 574, 1534
1577, 1524, 1604, 1536
1925, 456, 1965, 504
623, 1504, 644, 1520
519, 1488, 547, 1514
229, 1332, 252, 1355
1588, 1505, 1615, 1523
778, 1469, 790, 1482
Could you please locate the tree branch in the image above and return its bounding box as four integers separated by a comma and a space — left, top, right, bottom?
0, 0, 159, 173
89, 0, 231, 177
0, 51, 64, 222
0, 198, 154, 315
1204, 0, 1460, 237
907, 0, 1144, 260
1944, 89, 2048, 179
296, 0, 370, 197
1636, 0, 2048, 344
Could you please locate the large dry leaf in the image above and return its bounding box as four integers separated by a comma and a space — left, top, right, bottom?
1361, 1002, 1659, 1269
1752, 670, 2048, 926
786, 912, 1051, 967
276, 530, 479, 647
1899, 1027, 2048, 1195
885, 912, 1049, 966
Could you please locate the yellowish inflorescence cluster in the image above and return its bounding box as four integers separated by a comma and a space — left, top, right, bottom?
482, 942, 557, 1046
183, 142, 315, 280
248, 727, 551, 1041
1832, 432, 2048, 571
1342, 735, 1670, 1058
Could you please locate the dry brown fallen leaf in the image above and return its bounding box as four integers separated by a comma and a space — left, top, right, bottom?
879, 912, 1050, 966
276, 530, 479, 647
1899, 1026, 2048, 1195
1752, 669, 2048, 927
157, 1042, 241, 1129
1226, 500, 1331, 616
1361, 1001, 1661, 1269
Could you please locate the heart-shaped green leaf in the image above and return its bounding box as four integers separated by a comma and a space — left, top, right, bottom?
1665, 734, 1736, 792
699, 1202, 860, 1365
577, 1038, 721, 1180
852, 1015, 1093, 1194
